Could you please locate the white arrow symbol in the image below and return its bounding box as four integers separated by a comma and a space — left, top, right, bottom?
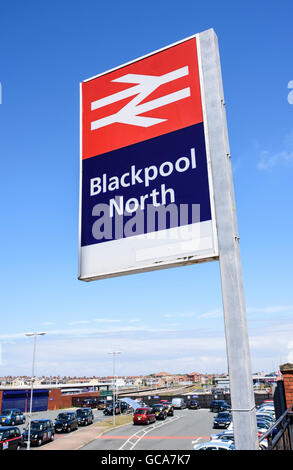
90, 66, 190, 130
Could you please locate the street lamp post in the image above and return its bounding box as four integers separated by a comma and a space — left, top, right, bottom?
25, 332, 46, 450
108, 351, 121, 426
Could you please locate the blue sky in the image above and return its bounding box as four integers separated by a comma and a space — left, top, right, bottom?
0, 0, 292, 377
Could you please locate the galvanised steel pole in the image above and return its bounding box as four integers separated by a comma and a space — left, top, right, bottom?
25, 332, 46, 450
197, 29, 259, 450
108, 352, 121, 426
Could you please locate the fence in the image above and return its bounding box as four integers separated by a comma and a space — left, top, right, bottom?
259, 405, 293, 450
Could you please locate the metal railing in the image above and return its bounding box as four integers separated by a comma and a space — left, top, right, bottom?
259, 405, 293, 450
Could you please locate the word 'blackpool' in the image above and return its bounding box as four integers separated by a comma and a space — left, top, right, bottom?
90, 148, 197, 196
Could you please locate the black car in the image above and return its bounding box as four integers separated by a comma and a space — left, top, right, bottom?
213, 412, 232, 429
54, 412, 78, 433
209, 400, 231, 412
152, 404, 168, 420
0, 409, 26, 426
22, 419, 55, 447
0, 426, 23, 450
119, 401, 131, 413
81, 398, 97, 409
103, 404, 121, 416
76, 408, 94, 426
161, 402, 174, 416
188, 400, 200, 410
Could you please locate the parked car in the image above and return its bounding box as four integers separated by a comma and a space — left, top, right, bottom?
97, 400, 111, 410
133, 407, 156, 425
81, 398, 97, 409
256, 413, 275, 425
210, 431, 234, 443
103, 403, 121, 416
209, 400, 231, 412
161, 402, 174, 416
152, 404, 168, 420
119, 401, 132, 413
22, 419, 55, 447
0, 426, 23, 450
0, 409, 26, 426
171, 398, 186, 409
188, 400, 200, 410
76, 408, 94, 426
213, 412, 232, 429
54, 412, 78, 433
194, 439, 235, 451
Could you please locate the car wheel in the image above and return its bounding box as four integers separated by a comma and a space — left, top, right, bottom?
50, 434, 54, 441
37, 439, 42, 447
146, 419, 150, 425
16, 443, 21, 450
11, 421, 15, 426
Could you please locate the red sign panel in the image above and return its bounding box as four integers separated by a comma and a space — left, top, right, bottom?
82, 38, 203, 159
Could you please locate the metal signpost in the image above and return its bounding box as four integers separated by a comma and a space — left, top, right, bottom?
79, 28, 258, 449
25, 332, 46, 450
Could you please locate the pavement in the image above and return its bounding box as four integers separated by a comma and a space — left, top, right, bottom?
37, 422, 109, 450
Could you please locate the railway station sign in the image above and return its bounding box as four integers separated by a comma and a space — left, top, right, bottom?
79, 32, 218, 281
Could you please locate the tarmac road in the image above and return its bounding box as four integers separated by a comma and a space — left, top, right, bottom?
81, 408, 215, 451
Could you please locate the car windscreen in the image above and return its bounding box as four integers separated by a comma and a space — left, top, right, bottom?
30, 422, 43, 431
1, 410, 11, 416
218, 412, 230, 418
57, 414, 71, 420
135, 409, 147, 415
77, 410, 88, 416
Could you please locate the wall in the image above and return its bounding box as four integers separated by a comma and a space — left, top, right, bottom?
280, 363, 293, 409
117, 391, 272, 408
47, 389, 101, 410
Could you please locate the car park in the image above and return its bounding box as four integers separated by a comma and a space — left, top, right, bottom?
209, 400, 231, 412
0, 409, 26, 426
103, 403, 121, 416
194, 439, 235, 451
76, 408, 94, 426
22, 419, 55, 447
54, 411, 78, 433
0, 426, 23, 450
188, 399, 200, 410
133, 407, 156, 425
152, 404, 168, 420
213, 412, 232, 429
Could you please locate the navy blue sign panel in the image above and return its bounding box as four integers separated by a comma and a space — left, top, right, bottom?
81, 122, 211, 247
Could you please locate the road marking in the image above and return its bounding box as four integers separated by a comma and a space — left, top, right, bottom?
118, 414, 183, 450
98, 435, 209, 440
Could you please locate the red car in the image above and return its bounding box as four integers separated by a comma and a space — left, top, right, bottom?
133, 407, 156, 425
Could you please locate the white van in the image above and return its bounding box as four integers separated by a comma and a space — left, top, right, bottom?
171, 398, 186, 409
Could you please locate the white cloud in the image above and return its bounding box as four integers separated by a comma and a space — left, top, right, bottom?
258, 130, 293, 170
93, 318, 121, 323
247, 305, 293, 314
199, 309, 222, 319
